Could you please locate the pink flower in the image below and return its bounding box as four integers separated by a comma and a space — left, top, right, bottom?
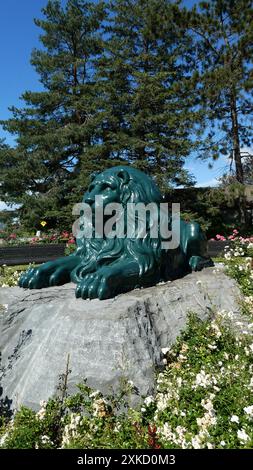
67, 238, 75, 244
62, 231, 70, 238
215, 234, 226, 241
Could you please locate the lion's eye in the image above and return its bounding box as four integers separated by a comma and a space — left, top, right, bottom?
100, 183, 110, 191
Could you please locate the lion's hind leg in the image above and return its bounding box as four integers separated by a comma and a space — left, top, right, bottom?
181, 221, 214, 272
188, 255, 214, 271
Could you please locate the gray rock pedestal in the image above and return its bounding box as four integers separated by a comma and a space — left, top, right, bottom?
0, 268, 241, 411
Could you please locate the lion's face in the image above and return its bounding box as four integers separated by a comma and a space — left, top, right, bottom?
84, 175, 121, 210
83, 168, 130, 213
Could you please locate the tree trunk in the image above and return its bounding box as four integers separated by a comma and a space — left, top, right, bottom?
230, 88, 247, 225
230, 88, 244, 184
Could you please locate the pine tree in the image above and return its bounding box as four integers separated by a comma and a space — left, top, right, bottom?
94, 0, 199, 189
0, 0, 106, 229
185, 0, 253, 184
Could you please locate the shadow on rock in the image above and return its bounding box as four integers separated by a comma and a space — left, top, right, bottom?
0, 385, 13, 421
0, 352, 13, 421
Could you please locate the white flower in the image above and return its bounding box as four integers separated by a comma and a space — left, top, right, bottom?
89, 390, 100, 398
39, 400, 47, 408
114, 422, 121, 433
37, 410, 46, 420
161, 347, 170, 355
220, 440, 226, 446
211, 322, 222, 338
158, 422, 175, 441
191, 435, 202, 449
197, 413, 217, 428
231, 415, 240, 424
41, 435, 52, 444
0, 432, 9, 446
227, 310, 235, 318
249, 377, 253, 389
178, 354, 187, 361
92, 398, 108, 417
177, 377, 182, 387
127, 380, 135, 389
243, 405, 253, 417
201, 399, 214, 412
237, 429, 250, 443
175, 425, 187, 437
74, 415, 81, 425
144, 396, 154, 406
156, 393, 169, 411
193, 370, 215, 388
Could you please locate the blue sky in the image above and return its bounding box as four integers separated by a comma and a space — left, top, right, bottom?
0, 0, 230, 212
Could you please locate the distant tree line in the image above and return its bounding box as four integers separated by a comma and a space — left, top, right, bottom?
0, 0, 252, 230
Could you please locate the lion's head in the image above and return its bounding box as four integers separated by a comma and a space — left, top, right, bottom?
71, 166, 165, 283
82, 166, 162, 209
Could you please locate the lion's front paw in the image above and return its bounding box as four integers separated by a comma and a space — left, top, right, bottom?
19, 263, 71, 289
75, 269, 118, 300
19, 266, 49, 289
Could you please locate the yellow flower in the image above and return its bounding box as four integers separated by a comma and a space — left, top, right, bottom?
40, 221, 47, 227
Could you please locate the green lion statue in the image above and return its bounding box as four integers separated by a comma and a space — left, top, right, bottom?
19, 166, 213, 299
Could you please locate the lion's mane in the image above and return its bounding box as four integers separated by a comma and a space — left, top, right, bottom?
70, 166, 169, 284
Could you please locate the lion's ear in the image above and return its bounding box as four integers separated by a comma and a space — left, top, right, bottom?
117, 169, 130, 185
